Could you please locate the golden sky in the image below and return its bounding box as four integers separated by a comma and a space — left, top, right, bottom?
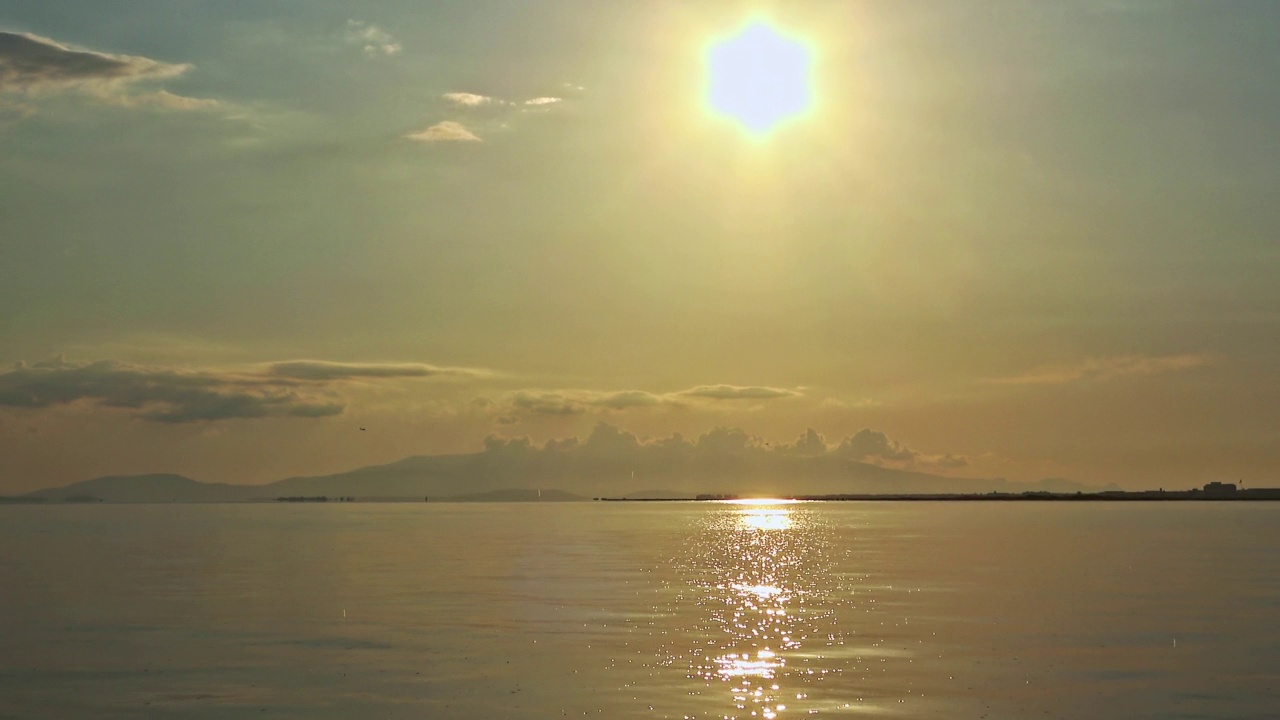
2, 1, 1278, 492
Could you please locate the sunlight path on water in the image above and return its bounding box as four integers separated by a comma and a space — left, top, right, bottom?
635, 501, 913, 719
4, 504, 1277, 718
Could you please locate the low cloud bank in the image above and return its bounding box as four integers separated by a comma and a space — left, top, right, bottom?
263, 423, 1091, 499
481, 423, 953, 469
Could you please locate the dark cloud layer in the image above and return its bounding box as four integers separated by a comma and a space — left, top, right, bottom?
268, 360, 485, 381
0, 358, 340, 423
0, 31, 185, 92
494, 384, 799, 417
0, 357, 483, 423
509, 390, 666, 415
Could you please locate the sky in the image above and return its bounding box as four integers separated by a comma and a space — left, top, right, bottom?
2, 0, 1278, 493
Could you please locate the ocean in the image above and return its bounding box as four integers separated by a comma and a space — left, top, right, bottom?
1, 501, 1276, 719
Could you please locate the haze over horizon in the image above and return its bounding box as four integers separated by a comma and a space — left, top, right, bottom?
3, 1, 1278, 494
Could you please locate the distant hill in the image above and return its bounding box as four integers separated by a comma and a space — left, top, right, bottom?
25, 474, 251, 503
0, 495, 47, 504
61, 495, 104, 503
21, 426, 1121, 503
21, 464, 1117, 505
265, 453, 483, 498
258, 445, 1119, 501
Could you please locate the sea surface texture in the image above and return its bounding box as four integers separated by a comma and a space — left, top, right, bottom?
1, 501, 1276, 719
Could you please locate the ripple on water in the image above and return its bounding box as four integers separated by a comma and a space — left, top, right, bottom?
629, 501, 909, 719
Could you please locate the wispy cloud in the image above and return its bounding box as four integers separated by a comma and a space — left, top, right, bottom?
678, 385, 800, 400
426, 92, 566, 137
0, 358, 338, 423
0, 356, 490, 423
442, 92, 494, 107
0, 30, 216, 110
442, 91, 566, 108
821, 397, 883, 410
484, 384, 800, 418
268, 360, 489, 381
508, 390, 667, 415
407, 120, 480, 143
988, 354, 1214, 386
345, 20, 401, 56
919, 453, 970, 470
100, 89, 221, 111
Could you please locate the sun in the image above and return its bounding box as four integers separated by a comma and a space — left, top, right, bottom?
705, 20, 815, 138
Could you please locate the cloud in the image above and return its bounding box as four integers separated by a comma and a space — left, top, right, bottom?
0, 30, 215, 109
0, 31, 185, 90
0, 356, 490, 423
919, 454, 970, 470
478, 422, 967, 479
100, 89, 221, 111
821, 397, 883, 410
490, 383, 801, 418
0, 96, 34, 124
833, 429, 917, 462
780, 427, 829, 457
268, 360, 488, 381
441, 92, 562, 108
989, 354, 1213, 386
594, 390, 665, 410
508, 389, 666, 416
678, 385, 800, 400
345, 21, 401, 56
0, 358, 340, 423
443, 92, 493, 106
465, 423, 995, 496
486, 384, 801, 419
512, 392, 585, 416
407, 120, 480, 143
439, 90, 573, 116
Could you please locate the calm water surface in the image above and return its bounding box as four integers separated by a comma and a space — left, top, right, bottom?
1, 502, 1276, 719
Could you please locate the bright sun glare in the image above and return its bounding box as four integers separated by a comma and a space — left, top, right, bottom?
706, 20, 815, 138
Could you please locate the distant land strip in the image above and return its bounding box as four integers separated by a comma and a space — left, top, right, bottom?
9, 490, 1280, 504
598, 488, 1280, 502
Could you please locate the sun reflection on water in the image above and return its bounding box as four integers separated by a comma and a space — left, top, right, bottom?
740, 508, 793, 532
640, 503, 916, 718
666, 501, 839, 719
